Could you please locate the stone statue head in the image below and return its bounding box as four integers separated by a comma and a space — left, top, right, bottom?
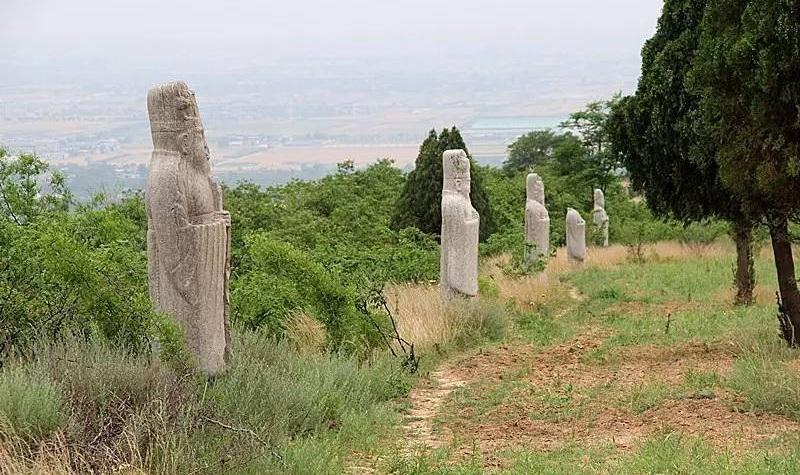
593, 188, 605, 209
566, 208, 585, 226
526, 173, 545, 205
443, 149, 471, 197
147, 81, 210, 171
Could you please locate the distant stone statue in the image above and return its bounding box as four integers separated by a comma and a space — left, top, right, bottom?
566, 208, 586, 263
524, 173, 550, 260
440, 149, 479, 299
145, 81, 231, 375
593, 188, 609, 247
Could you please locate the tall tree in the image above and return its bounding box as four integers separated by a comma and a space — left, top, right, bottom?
391, 127, 494, 241
691, 0, 800, 340
607, 0, 756, 305
502, 130, 573, 175
558, 98, 623, 192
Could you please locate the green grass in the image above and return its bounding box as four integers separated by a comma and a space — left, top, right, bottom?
0, 331, 413, 474
727, 342, 800, 420
623, 380, 677, 414
0, 366, 65, 441
379, 245, 800, 473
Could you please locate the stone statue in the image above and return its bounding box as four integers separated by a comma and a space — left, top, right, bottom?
440, 149, 479, 299
145, 81, 231, 375
566, 208, 586, 263
524, 173, 550, 260
593, 188, 609, 247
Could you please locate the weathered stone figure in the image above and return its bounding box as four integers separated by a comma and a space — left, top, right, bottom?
145, 81, 231, 375
566, 208, 586, 263
524, 173, 550, 259
593, 188, 610, 247
440, 149, 479, 299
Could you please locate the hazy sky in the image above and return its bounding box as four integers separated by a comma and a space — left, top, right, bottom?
2, 0, 664, 67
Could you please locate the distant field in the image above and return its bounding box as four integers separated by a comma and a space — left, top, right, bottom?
44, 142, 509, 171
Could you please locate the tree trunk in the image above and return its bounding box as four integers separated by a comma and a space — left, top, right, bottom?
768, 216, 800, 346
733, 220, 755, 306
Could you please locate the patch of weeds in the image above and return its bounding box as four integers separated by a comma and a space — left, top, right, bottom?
593, 287, 626, 301
528, 384, 585, 423
622, 381, 677, 414
382, 446, 483, 475
508, 442, 615, 475
0, 366, 65, 442
727, 343, 800, 420
514, 310, 571, 347
446, 300, 510, 351
612, 430, 726, 473
478, 275, 500, 299
683, 369, 721, 399
445, 380, 526, 421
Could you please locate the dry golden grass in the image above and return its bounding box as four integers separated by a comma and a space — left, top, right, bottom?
284, 312, 327, 354
0, 431, 150, 475
386, 240, 749, 354
0, 435, 86, 475
484, 241, 738, 311
385, 284, 448, 352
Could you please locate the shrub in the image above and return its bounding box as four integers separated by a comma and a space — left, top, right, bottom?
0, 366, 65, 442
233, 233, 377, 352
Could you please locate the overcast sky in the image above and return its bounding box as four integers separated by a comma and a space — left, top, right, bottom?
1, 0, 664, 67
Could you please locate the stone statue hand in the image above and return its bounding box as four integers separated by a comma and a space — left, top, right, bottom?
216, 210, 232, 227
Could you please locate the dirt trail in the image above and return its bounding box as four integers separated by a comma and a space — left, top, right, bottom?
397, 284, 587, 456
401, 367, 466, 452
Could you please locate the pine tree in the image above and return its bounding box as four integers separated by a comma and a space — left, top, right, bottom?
391, 127, 494, 241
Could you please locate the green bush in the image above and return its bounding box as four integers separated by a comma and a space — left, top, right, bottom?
0, 332, 411, 474
233, 233, 376, 352
0, 366, 65, 442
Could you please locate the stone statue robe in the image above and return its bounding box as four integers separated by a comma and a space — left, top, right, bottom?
145, 81, 231, 375
525, 199, 550, 258
441, 190, 479, 298
593, 188, 609, 247
566, 208, 586, 263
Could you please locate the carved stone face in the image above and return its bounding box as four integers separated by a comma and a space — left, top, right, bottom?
527, 174, 545, 204
180, 127, 211, 171
454, 178, 471, 198
594, 188, 605, 208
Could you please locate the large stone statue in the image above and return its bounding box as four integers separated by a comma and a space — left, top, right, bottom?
145, 81, 231, 375
593, 188, 610, 247
566, 208, 586, 263
524, 173, 550, 260
440, 149, 479, 299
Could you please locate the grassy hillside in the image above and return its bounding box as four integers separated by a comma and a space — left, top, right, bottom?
368, 243, 800, 474
5, 241, 800, 474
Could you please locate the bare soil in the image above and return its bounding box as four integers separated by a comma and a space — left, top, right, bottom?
403, 332, 800, 467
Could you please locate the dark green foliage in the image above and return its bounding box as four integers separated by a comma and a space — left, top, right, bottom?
691, 0, 800, 217
557, 98, 623, 191
0, 148, 71, 225
503, 129, 573, 175
606, 0, 745, 225
226, 159, 439, 284
0, 153, 156, 358
232, 234, 375, 352
391, 128, 494, 241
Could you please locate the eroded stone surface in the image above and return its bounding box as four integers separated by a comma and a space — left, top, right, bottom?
525, 173, 550, 259
441, 150, 479, 299
593, 188, 609, 247
566, 208, 586, 263
145, 81, 231, 375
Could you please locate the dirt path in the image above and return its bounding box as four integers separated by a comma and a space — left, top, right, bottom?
401, 367, 466, 453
